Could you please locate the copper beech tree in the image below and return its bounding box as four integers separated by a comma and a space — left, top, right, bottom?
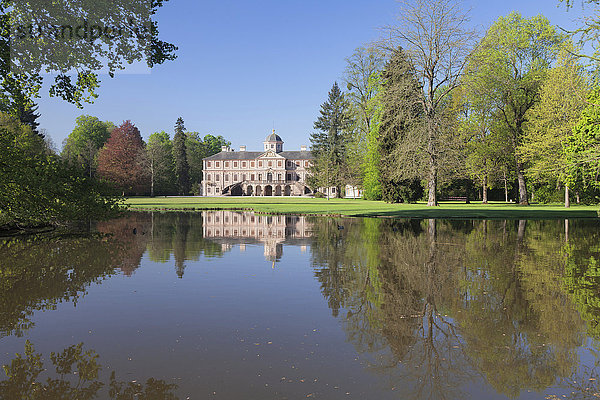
97, 120, 149, 195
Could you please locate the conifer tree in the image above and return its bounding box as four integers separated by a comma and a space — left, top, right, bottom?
173, 117, 191, 195
309, 82, 352, 196
378, 47, 425, 203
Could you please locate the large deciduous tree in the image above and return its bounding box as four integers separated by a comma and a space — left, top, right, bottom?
62, 115, 113, 178
309, 82, 353, 197
382, 0, 477, 206
173, 117, 190, 196
147, 131, 175, 197
97, 120, 148, 195
564, 88, 600, 194
1, 0, 177, 113
464, 13, 565, 204
520, 46, 589, 207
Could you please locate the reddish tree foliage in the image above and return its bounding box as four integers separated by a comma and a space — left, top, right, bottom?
97, 120, 149, 194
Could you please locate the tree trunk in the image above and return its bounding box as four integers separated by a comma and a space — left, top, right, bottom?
516, 163, 528, 205
565, 184, 570, 208
565, 219, 569, 243
576, 192, 580, 204
482, 176, 488, 204
503, 171, 509, 202
150, 160, 155, 198
427, 113, 437, 207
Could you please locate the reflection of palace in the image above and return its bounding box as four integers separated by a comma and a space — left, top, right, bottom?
202, 211, 312, 262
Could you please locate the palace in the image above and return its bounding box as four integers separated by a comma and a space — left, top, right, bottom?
202, 131, 330, 197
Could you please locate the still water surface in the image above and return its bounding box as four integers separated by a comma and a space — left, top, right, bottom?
1, 212, 600, 399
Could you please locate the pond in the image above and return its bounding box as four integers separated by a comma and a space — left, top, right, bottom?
1, 211, 600, 399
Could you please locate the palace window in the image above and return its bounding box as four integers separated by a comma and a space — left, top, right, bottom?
295, 161, 300, 167
234, 162, 238, 168
216, 175, 220, 181
207, 161, 212, 168
207, 174, 211, 181
258, 174, 262, 181
251, 174, 255, 181
278, 160, 282, 167
243, 174, 246, 181
242, 162, 246, 168
225, 161, 229, 168
234, 174, 238, 181
225, 175, 229, 181
305, 161, 310, 167
287, 174, 291, 181
268, 161, 272, 167
216, 161, 220, 168
278, 174, 282, 181
251, 161, 255, 167
259, 161, 263, 167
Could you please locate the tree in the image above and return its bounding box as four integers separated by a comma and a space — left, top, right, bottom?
382, 0, 477, 206
377, 47, 426, 203
309, 82, 353, 196
173, 117, 190, 195
62, 115, 113, 178
520, 46, 589, 207
464, 13, 565, 204
0, 112, 120, 228
564, 88, 600, 194
1, 0, 177, 113
560, 0, 600, 66
147, 131, 175, 197
97, 120, 148, 195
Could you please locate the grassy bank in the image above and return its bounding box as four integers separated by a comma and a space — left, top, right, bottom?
125, 197, 600, 219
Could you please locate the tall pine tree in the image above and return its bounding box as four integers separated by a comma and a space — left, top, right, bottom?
173, 117, 191, 195
309, 82, 353, 196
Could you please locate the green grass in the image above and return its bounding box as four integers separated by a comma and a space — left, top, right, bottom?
125, 197, 600, 219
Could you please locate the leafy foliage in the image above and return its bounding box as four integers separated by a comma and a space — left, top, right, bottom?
0, 112, 121, 228
97, 120, 149, 195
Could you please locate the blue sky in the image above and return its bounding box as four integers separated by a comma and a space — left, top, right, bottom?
36, 0, 587, 152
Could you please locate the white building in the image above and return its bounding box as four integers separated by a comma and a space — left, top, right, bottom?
202, 131, 334, 197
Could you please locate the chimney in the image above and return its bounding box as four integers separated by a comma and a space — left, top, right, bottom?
240, 145, 246, 152
300, 145, 307, 151
221, 145, 233, 152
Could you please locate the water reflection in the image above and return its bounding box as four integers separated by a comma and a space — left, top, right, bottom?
310, 218, 600, 399
0, 341, 178, 399
203, 211, 312, 263
1, 213, 600, 399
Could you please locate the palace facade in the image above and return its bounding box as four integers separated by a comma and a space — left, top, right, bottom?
202, 131, 331, 197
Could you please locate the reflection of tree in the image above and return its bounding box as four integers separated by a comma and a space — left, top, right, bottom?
0, 341, 178, 399
97, 213, 152, 276
145, 212, 224, 278
0, 232, 124, 337
310, 217, 600, 399
458, 220, 584, 398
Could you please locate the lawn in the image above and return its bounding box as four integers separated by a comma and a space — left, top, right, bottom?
125, 197, 600, 219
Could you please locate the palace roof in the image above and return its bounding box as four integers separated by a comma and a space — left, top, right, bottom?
204, 150, 314, 161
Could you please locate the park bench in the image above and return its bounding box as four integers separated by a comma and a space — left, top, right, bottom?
443, 196, 469, 202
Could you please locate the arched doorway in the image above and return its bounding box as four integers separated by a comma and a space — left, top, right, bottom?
265, 185, 273, 196
246, 185, 253, 196
275, 185, 282, 196
284, 185, 291, 196
256, 186, 263, 196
